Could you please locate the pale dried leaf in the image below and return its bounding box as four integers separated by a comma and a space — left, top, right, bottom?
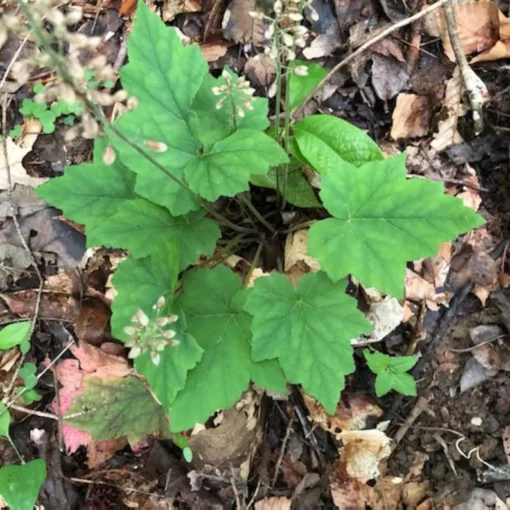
431, 67, 465, 152
352, 296, 403, 346
284, 229, 321, 274
390, 94, 431, 140
0, 138, 47, 190
200, 39, 232, 62
254, 497, 291, 510
162, 0, 201, 22
340, 429, 391, 483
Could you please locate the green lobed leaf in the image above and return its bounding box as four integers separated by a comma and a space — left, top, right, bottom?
374, 371, 393, 397
363, 350, 391, 374
0, 460, 46, 510
288, 60, 328, 112
308, 154, 485, 297
170, 266, 286, 431
190, 68, 269, 150
36, 141, 136, 247
0, 322, 31, 352
65, 376, 166, 443
92, 198, 220, 270
111, 1, 207, 215
18, 362, 38, 389
250, 162, 320, 208
244, 272, 372, 413
110, 248, 179, 342
389, 355, 418, 372
184, 130, 288, 202
294, 114, 383, 169
135, 311, 203, 415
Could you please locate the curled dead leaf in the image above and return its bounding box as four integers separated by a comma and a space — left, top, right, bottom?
391, 94, 431, 140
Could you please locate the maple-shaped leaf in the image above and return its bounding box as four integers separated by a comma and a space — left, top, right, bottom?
92, 198, 220, 270
244, 272, 371, 413
293, 114, 383, 169
110, 1, 207, 216
190, 68, 269, 150
169, 266, 286, 431
110, 248, 179, 342
184, 130, 288, 202
307, 154, 485, 297
65, 375, 166, 444
111, 249, 202, 410
36, 141, 136, 247
53, 342, 156, 467
0, 459, 46, 510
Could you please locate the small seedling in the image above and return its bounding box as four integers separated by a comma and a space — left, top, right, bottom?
364, 350, 418, 397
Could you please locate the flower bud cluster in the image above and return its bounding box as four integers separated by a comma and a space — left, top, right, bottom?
124, 296, 180, 366
249, 0, 318, 66
212, 69, 256, 118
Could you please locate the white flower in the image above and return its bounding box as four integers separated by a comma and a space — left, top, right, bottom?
293, 65, 309, 76
274, 0, 283, 14
288, 13, 303, 22
282, 32, 294, 48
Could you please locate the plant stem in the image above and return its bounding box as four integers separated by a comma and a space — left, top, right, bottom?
280, 60, 294, 210
238, 194, 277, 234
274, 26, 284, 203
244, 240, 264, 287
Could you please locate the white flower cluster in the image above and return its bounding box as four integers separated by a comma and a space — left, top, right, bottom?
249, 0, 318, 76
212, 69, 256, 118
124, 296, 180, 366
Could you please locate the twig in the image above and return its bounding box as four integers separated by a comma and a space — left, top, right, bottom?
0, 32, 31, 89
408, 173, 489, 192
449, 334, 508, 353
391, 395, 430, 448
294, 0, 452, 118
8, 403, 59, 421
443, 0, 486, 134
271, 419, 293, 487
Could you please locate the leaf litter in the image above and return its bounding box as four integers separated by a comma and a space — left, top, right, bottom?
2, 0, 510, 507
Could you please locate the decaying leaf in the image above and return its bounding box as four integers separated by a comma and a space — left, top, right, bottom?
0, 137, 47, 190
371, 54, 409, 101
340, 429, 392, 483
53, 342, 165, 467
200, 39, 232, 62
390, 94, 431, 140
352, 292, 403, 346
162, 0, 201, 22
431, 67, 465, 152
254, 497, 291, 510
222, 0, 267, 45
188, 391, 262, 477
427, 1, 501, 61
304, 393, 383, 438
284, 228, 321, 284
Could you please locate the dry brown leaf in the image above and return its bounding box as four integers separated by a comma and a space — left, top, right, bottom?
119, 0, 138, 15
0, 137, 47, 190
502, 426, 510, 466
371, 54, 409, 101
200, 39, 231, 62
431, 67, 465, 152
405, 269, 450, 310
162, 0, 201, 22
432, 2, 501, 61
303, 393, 383, 438
244, 55, 277, 87
372, 38, 406, 62
222, 0, 267, 45
390, 94, 431, 140
254, 497, 291, 510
